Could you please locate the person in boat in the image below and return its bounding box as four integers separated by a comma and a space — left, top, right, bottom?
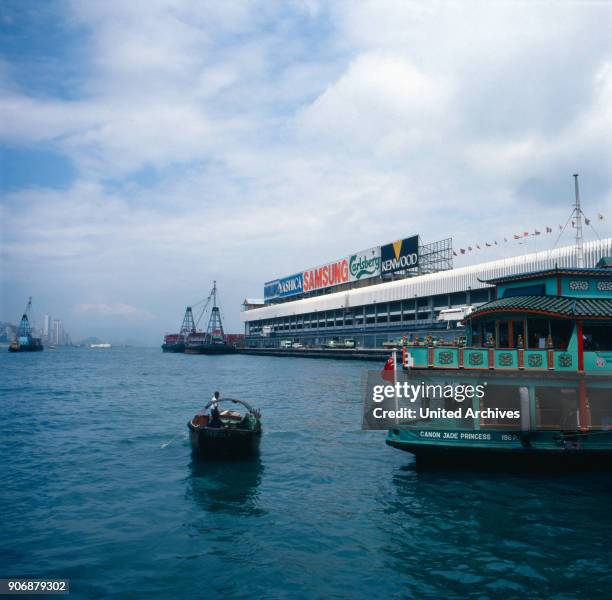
209, 391, 222, 428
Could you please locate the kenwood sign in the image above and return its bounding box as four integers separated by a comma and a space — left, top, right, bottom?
381, 236, 419, 274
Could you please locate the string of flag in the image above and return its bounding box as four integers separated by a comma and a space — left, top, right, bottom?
453, 213, 606, 256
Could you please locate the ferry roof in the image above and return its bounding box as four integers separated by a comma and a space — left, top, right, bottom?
467, 295, 612, 321
483, 266, 612, 285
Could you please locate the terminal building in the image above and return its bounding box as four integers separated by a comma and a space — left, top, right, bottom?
240, 236, 612, 349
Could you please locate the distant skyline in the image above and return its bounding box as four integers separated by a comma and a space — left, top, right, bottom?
1, 1, 611, 345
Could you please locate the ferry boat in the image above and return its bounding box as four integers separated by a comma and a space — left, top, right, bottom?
8, 298, 43, 353
184, 282, 236, 355
385, 261, 612, 468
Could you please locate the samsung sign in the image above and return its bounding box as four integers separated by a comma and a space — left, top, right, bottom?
278, 273, 303, 298
381, 236, 419, 274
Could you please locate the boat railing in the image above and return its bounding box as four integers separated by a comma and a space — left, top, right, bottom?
402, 346, 585, 372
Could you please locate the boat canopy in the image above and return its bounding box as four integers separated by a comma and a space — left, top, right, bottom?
203, 398, 258, 414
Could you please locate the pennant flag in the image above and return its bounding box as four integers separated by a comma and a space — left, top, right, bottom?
523, 231, 529, 237
453, 250, 458, 256
559, 224, 563, 230
534, 230, 541, 235
572, 220, 575, 227
382, 355, 395, 383
598, 213, 605, 221
546, 226, 552, 233
476, 244, 481, 249
468, 246, 473, 251
513, 234, 521, 240
486, 242, 491, 247
585, 218, 591, 225
494, 241, 498, 245
460, 248, 466, 254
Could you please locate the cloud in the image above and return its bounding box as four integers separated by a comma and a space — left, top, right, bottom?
1, 1, 612, 343
72, 303, 155, 320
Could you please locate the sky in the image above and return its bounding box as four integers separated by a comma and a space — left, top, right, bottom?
1, 0, 611, 345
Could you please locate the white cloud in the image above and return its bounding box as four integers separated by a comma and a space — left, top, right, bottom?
72, 303, 155, 320
1, 1, 612, 343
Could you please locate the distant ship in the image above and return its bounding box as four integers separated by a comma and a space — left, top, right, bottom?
185, 281, 236, 355
8, 297, 43, 353
90, 343, 112, 348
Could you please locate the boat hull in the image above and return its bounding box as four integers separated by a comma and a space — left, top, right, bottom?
386, 429, 612, 470
8, 343, 43, 353
185, 344, 236, 355
161, 342, 185, 353
188, 422, 261, 458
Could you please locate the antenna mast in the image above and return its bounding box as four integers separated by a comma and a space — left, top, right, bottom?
573, 174, 584, 268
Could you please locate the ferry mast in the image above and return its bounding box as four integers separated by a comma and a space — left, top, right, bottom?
573, 173, 584, 268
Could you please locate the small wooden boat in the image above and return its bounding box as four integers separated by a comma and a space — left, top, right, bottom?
188, 398, 262, 458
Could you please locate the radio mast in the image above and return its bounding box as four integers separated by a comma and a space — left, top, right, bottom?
573, 174, 584, 268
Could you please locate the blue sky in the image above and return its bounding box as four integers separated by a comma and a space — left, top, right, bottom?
1, 1, 611, 344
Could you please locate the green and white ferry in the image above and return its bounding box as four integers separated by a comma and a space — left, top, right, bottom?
386, 260, 612, 468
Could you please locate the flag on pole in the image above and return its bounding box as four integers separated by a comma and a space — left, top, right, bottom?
468, 246, 473, 251
460, 248, 466, 254
585, 218, 591, 225
559, 224, 563, 230
523, 231, 529, 237
382, 355, 395, 383
494, 241, 498, 245
486, 242, 491, 247
598, 213, 605, 221
534, 230, 541, 235
453, 250, 458, 256
546, 226, 552, 233
476, 244, 481, 249
513, 234, 521, 240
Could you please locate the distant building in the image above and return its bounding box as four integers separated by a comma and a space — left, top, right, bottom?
43, 314, 51, 340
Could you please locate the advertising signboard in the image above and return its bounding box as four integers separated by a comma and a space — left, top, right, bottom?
303, 258, 349, 293
278, 273, 304, 298
264, 280, 280, 302
381, 235, 419, 274
349, 246, 381, 282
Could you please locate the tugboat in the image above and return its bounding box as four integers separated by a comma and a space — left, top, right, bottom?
188, 398, 262, 457
8, 298, 43, 353
384, 261, 612, 468
185, 281, 236, 355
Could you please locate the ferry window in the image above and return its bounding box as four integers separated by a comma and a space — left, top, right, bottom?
536, 387, 578, 429
583, 325, 612, 351
587, 384, 612, 429
479, 385, 521, 428
549, 320, 573, 350
527, 318, 549, 349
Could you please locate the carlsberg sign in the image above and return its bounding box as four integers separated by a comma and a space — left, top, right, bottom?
349, 246, 381, 281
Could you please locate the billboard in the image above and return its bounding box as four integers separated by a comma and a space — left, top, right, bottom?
349, 246, 381, 282
381, 235, 419, 274
264, 279, 280, 302
278, 273, 303, 298
303, 258, 349, 293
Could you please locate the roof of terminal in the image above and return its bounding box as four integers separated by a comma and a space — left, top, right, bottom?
467, 295, 612, 320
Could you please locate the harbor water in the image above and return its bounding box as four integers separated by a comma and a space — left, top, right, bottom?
1, 348, 611, 598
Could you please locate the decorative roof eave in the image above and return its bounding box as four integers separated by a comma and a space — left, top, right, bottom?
464, 307, 612, 322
